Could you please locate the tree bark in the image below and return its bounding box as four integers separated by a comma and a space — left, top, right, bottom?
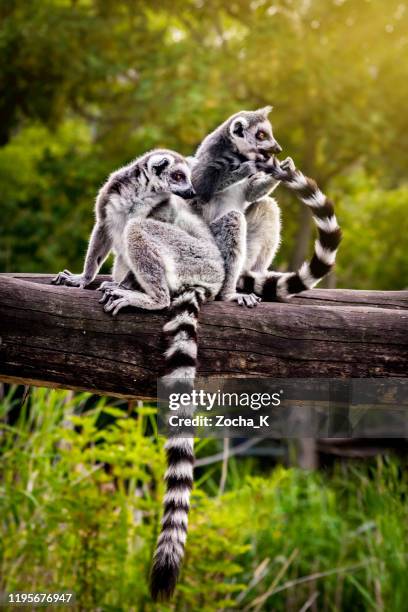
0, 274, 407, 400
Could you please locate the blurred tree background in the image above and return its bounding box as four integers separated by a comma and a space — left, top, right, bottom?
1, 0, 407, 289
1, 4, 408, 608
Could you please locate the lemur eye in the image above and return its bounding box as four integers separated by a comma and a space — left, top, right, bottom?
172, 171, 185, 182
256, 130, 268, 141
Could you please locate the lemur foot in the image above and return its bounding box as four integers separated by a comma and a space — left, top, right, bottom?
239, 293, 261, 307
99, 287, 136, 316
98, 280, 120, 293
51, 269, 90, 289
223, 292, 261, 308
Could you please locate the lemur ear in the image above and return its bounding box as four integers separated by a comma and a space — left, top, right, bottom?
259, 105, 273, 117
148, 154, 171, 176
230, 117, 248, 138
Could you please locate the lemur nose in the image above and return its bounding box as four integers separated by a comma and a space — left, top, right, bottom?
177, 187, 196, 199
271, 142, 282, 154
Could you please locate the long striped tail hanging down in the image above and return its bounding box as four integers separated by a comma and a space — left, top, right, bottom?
150, 287, 206, 601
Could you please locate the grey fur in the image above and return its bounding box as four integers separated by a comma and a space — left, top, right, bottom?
52, 149, 197, 290
191, 108, 341, 302
53, 148, 225, 602
191, 107, 284, 304
93, 154, 224, 602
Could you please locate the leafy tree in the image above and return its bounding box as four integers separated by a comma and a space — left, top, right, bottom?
1, 0, 407, 289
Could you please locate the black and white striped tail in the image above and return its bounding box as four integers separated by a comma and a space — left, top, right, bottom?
244, 170, 342, 301
150, 287, 206, 601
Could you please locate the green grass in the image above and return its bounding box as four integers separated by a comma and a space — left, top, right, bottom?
0, 387, 407, 611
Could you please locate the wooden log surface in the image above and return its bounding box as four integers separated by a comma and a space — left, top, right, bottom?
0, 274, 407, 400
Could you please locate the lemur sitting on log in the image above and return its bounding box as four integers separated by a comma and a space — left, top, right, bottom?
52, 109, 341, 601
52, 150, 225, 601
191, 106, 342, 303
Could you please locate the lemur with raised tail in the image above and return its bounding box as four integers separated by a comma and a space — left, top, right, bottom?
52, 150, 225, 601
191, 106, 342, 302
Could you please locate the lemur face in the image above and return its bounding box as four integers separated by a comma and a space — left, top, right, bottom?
229, 107, 282, 161
146, 151, 196, 199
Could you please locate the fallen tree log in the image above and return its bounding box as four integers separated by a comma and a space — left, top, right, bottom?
0, 274, 407, 400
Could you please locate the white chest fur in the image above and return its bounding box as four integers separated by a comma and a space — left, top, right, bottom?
204, 179, 250, 223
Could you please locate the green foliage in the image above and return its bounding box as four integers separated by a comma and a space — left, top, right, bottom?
0, 0, 150, 146
1, 0, 407, 288
1, 388, 407, 610
0, 121, 101, 273
334, 171, 408, 290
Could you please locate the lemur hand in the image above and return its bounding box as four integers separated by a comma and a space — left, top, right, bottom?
255, 156, 296, 181
51, 270, 91, 289
254, 155, 279, 174
276, 157, 296, 181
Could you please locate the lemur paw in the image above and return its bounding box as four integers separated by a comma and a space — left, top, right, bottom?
223, 292, 261, 308
279, 156, 296, 177
51, 270, 89, 289
238, 293, 262, 307
103, 296, 132, 316
98, 280, 120, 293
271, 157, 297, 181
255, 156, 297, 182
99, 287, 134, 315
255, 155, 279, 174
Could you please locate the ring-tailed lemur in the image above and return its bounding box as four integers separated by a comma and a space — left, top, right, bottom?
52, 149, 196, 290
52, 150, 225, 602
191, 107, 342, 302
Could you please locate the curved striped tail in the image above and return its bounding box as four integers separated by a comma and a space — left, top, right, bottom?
244, 169, 342, 301
150, 287, 205, 601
